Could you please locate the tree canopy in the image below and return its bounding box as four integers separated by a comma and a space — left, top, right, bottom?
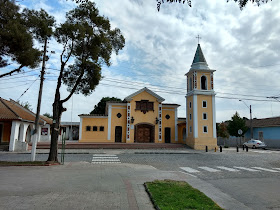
156, 0, 272, 11
90, 97, 123, 115
48, 2, 125, 162
43, 113, 53, 119
0, 0, 41, 78
0, 1, 56, 78
227, 112, 248, 137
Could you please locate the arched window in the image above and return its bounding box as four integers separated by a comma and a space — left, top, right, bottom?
189, 77, 193, 91
201, 75, 207, 90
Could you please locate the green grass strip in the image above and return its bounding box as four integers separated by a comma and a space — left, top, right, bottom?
0, 161, 56, 166
145, 180, 223, 210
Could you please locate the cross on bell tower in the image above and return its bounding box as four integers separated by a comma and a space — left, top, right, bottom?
196, 35, 201, 44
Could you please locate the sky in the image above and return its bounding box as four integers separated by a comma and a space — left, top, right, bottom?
1, 0, 280, 123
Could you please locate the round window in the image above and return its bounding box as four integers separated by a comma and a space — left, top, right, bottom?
117, 113, 122, 118
165, 114, 170, 120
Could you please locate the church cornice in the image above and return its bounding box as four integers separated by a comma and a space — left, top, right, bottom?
186, 90, 216, 97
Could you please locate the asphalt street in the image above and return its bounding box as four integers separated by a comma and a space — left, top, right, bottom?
1, 148, 280, 209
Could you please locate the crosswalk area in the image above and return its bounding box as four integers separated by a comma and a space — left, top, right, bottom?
91, 154, 121, 164
180, 166, 280, 174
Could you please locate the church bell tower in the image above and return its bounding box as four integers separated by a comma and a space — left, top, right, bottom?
185, 43, 217, 150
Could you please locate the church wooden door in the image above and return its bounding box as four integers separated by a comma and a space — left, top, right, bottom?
136, 124, 153, 143
115, 126, 122, 143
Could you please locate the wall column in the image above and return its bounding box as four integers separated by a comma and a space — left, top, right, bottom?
175, 107, 178, 142
107, 104, 112, 140
79, 118, 83, 140
212, 95, 217, 138
193, 94, 198, 138
9, 121, 20, 152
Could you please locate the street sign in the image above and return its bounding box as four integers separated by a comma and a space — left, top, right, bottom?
238, 129, 243, 135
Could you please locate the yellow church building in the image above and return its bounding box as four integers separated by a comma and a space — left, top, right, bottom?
78, 44, 217, 149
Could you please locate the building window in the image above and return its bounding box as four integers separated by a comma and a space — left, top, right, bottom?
86, 126, 91, 131
201, 75, 207, 90
189, 77, 193, 91
203, 113, 207, 120
93, 126, 98, 131
189, 102, 192, 108
203, 126, 208, 133
136, 100, 154, 114
117, 113, 122, 118
189, 114, 192, 120
189, 126, 192, 133
202, 100, 207, 108
165, 114, 170, 120
100, 126, 104, 131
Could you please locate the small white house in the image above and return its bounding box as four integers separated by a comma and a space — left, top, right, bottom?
0, 98, 52, 151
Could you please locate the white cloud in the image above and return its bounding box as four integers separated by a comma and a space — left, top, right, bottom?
2, 0, 280, 123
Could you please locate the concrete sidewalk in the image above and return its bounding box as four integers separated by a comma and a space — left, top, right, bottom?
0, 162, 250, 210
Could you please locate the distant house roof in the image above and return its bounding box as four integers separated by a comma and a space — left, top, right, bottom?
0, 98, 52, 125
246, 117, 280, 128
162, 103, 180, 107
61, 122, 80, 126
124, 87, 165, 102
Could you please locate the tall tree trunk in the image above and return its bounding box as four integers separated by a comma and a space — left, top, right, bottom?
47, 98, 63, 162
47, 62, 65, 162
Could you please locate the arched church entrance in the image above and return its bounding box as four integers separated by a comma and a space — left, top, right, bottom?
134, 123, 155, 143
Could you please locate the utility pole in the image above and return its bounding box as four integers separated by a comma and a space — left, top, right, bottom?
249, 105, 253, 139
239, 100, 253, 139
31, 37, 47, 161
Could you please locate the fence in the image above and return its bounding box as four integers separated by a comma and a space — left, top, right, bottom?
217, 137, 245, 147
217, 137, 280, 148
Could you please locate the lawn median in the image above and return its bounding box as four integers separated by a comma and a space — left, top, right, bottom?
0, 161, 60, 166
145, 180, 222, 210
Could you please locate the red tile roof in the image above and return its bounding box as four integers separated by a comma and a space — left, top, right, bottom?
0, 98, 52, 124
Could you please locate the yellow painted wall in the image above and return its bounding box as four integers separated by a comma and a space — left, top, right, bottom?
110, 105, 127, 142
178, 124, 186, 143
129, 91, 160, 143
1, 122, 11, 142
197, 95, 213, 137
80, 117, 109, 142
162, 107, 176, 143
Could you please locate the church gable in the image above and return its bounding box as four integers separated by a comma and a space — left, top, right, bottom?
124, 87, 165, 103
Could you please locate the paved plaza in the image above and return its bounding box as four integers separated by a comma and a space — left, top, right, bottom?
1, 148, 280, 209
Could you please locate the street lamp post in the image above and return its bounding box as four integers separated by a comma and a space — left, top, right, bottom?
239, 100, 253, 139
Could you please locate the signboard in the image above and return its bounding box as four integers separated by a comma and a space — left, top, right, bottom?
238, 129, 243, 135
41, 128, 48, 135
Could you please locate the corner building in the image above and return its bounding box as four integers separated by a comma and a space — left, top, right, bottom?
185, 44, 217, 149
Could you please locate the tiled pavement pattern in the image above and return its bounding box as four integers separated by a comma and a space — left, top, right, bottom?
91, 154, 121, 164
180, 166, 280, 174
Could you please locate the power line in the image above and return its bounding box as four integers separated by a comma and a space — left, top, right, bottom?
16, 77, 40, 101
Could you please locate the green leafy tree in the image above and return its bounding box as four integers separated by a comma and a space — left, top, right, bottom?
43, 113, 53, 119
227, 112, 248, 137
156, 0, 272, 11
90, 97, 122, 115
48, 2, 125, 162
0, 0, 41, 78
17, 100, 33, 111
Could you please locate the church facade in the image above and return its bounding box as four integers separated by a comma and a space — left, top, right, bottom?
78, 44, 217, 149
